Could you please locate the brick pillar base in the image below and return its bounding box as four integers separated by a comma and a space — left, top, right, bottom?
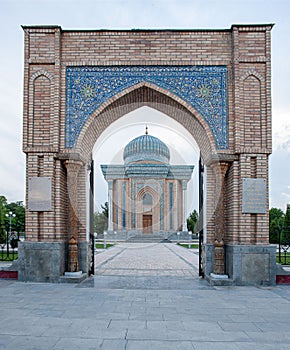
213, 241, 225, 275
68, 237, 79, 272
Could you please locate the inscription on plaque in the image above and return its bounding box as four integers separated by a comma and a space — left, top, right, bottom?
28, 177, 52, 211
242, 178, 266, 214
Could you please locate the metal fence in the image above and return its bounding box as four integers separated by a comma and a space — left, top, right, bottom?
278, 228, 290, 265
0, 232, 22, 261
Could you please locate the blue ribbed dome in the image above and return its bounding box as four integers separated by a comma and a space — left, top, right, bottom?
123, 134, 170, 165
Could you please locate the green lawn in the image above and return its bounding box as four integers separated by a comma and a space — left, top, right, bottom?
0, 252, 18, 261
177, 243, 199, 249
277, 252, 290, 265
95, 243, 115, 249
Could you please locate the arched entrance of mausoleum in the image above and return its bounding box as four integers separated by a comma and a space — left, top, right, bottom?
67, 83, 230, 280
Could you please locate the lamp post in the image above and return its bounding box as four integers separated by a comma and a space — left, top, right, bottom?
94, 232, 97, 252
279, 228, 281, 263
104, 231, 107, 250
5, 211, 15, 256
188, 231, 192, 249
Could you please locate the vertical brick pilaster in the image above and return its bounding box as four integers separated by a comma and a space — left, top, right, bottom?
212, 162, 229, 275
64, 159, 83, 271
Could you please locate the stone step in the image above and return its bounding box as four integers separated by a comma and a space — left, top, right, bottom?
126, 234, 169, 243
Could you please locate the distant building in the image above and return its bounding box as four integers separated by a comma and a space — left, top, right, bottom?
101, 128, 194, 234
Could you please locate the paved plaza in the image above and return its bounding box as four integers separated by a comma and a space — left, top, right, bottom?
94, 242, 199, 277
1, 243, 290, 349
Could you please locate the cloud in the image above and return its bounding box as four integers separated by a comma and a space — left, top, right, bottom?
0, 0, 290, 208
272, 110, 290, 151
269, 138, 290, 210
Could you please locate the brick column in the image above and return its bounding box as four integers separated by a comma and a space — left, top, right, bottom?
64, 159, 83, 272
212, 162, 229, 275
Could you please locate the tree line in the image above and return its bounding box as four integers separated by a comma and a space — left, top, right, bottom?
0, 196, 25, 245
269, 204, 290, 244
1, 193, 289, 244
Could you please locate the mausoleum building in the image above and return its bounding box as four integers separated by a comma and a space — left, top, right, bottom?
101, 128, 194, 234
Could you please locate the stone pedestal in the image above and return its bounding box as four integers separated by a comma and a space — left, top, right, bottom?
18, 240, 90, 283
225, 244, 276, 286
203, 243, 276, 286
18, 241, 67, 283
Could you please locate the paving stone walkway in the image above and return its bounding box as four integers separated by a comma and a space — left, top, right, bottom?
94, 243, 199, 276
1, 243, 290, 349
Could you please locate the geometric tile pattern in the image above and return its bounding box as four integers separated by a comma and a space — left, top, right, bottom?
65, 66, 228, 149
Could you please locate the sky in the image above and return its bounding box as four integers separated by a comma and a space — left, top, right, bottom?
0, 0, 289, 212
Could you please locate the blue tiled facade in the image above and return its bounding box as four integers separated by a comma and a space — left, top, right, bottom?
65, 66, 228, 149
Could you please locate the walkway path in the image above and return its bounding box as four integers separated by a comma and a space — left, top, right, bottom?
1, 243, 290, 349
94, 243, 199, 276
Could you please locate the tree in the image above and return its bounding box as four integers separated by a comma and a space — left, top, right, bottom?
0, 196, 7, 244
6, 201, 25, 237
101, 202, 108, 218
0, 197, 25, 244
282, 204, 290, 244
269, 207, 285, 244
94, 202, 108, 234
187, 209, 199, 233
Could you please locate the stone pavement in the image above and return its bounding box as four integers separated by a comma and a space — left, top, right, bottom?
94, 242, 199, 276
1, 243, 290, 349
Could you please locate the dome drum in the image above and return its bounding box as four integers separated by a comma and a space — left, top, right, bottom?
125, 164, 169, 178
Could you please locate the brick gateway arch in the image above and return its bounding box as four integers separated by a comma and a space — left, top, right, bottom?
19, 24, 276, 285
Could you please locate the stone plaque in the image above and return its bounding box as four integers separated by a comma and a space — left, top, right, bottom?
242, 178, 266, 214
28, 177, 52, 211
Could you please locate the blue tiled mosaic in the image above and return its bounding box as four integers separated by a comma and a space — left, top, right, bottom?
65, 66, 228, 149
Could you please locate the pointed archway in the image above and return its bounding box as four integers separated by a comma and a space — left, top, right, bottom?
63, 84, 238, 282
20, 25, 275, 285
